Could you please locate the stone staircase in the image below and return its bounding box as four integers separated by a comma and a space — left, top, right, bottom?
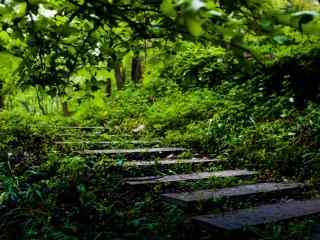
55, 126, 320, 239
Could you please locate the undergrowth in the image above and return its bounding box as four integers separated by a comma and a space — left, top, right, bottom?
1, 39, 320, 239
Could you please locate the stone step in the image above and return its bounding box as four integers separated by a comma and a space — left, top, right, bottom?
54, 140, 161, 146
311, 224, 320, 240
55, 126, 105, 129
125, 170, 257, 185
75, 147, 187, 156
124, 158, 221, 167
55, 141, 112, 145
56, 133, 102, 137
193, 198, 320, 232
161, 182, 305, 207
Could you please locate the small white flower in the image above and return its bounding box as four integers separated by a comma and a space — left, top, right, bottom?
191, 0, 205, 10
4, 0, 12, 5
39, 4, 57, 18
26, 13, 38, 21
289, 97, 294, 103
93, 48, 101, 56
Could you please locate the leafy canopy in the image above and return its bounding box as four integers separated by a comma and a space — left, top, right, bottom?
0, 0, 319, 94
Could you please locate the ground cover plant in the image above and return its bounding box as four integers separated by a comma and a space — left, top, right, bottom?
1, 0, 320, 239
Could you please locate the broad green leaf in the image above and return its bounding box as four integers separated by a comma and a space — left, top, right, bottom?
185, 17, 203, 36
161, 0, 176, 17
259, 19, 273, 31
291, 11, 319, 18
0, 31, 11, 46
13, 2, 27, 17
272, 35, 289, 44
208, 10, 223, 17
0, 52, 21, 80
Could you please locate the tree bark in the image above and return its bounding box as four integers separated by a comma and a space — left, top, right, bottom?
105, 78, 112, 97
115, 62, 125, 90
0, 95, 3, 110
131, 55, 143, 84
62, 101, 72, 117
0, 81, 4, 110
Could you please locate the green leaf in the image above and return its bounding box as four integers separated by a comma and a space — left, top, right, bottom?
185, 17, 203, 36
0, 52, 21, 80
291, 11, 319, 18
161, 0, 176, 17
77, 184, 86, 193
259, 19, 273, 31
116, 155, 125, 167
13, 2, 27, 17
208, 10, 223, 18
272, 35, 289, 44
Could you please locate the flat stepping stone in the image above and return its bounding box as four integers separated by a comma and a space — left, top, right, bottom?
54, 140, 161, 145
125, 170, 257, 185
124, 158, 221, 167
193, 198, 320, 232
55, 141, 112, 145
161, 182, 304, 207
75, 147, 187, 155
311, 224, 320, 240
312, 232, 320, 240
56, 133, 101, 136
55, 126, 105, 129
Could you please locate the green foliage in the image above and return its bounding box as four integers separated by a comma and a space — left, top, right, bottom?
146, 89, 217, 132
1, 1, 320, 239
161, 42, 231, 88
266, 46, 320, 108
161, 0, 320, 37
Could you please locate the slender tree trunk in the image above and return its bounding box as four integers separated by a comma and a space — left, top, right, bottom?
62, 101, 72, 117
105, 78, 112, 97
0, 95, 3, 111
131, 55, 143, 84
0, 81, 3, 110
115, 62, 125, 90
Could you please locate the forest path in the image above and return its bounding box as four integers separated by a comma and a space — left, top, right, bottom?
54, 126, 320, 240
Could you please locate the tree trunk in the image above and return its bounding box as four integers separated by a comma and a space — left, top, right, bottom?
0, 95, 3, 110
62, 101, 72, 117
105, 78, 112, 97
0, 81, 4, 110
115, 62, 125, 90
131, 55, 143, 84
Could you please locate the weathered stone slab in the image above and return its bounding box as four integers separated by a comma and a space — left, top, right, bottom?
125, 170, 257, 185
311, 224, 320, 240
55, 140, 161, 145
124, 158, 221, 167
55, 141, 112, 145
55, 126, 105, 129
193, 199, 320, 231
161, 182, 304, 207
312, 232, 320, 240
56, 133, 101, 137
76, 147, 187, 155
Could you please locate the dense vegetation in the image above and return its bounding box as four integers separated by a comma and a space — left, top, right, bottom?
1, 0, 320, 239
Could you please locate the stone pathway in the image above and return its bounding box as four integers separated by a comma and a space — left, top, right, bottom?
56, 126, 320, 239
